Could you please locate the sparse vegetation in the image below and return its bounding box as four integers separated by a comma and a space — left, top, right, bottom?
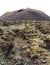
0, 20, 50, 65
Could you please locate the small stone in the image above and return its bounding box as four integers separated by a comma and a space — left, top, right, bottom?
42, 60, 47, 64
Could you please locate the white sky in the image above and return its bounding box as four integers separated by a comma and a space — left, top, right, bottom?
0, 0, 50, 16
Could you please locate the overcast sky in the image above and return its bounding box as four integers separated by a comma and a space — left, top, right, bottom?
0, 0, 50, 16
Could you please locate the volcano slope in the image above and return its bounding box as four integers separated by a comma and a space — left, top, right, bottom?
0, 20, 50, 65
0, 8, 50, 21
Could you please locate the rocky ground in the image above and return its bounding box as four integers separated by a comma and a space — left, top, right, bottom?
0, 20, 50, 65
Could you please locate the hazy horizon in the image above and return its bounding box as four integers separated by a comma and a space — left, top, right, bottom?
0, 0, 50, 16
